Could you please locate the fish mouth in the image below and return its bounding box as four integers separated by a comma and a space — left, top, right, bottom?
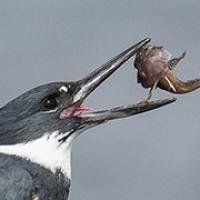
67, 38, 176, 123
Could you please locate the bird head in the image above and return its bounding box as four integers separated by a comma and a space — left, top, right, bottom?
0, 38, 176, 177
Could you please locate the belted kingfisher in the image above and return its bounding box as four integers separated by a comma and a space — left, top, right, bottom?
0, 38, 175, 200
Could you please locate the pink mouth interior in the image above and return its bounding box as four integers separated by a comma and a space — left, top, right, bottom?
76, 107, 93, 111
60, 104, 94, 119
73, 106, 94, 116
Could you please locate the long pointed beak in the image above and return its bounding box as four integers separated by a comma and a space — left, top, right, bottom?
74, 38, 151, 102
81, 98, 176, 123
71, 38, 176, 123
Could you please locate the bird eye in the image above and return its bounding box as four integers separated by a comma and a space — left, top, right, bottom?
42, 97, 59, 111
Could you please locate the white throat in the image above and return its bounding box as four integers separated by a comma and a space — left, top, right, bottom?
0, 131, 76, 179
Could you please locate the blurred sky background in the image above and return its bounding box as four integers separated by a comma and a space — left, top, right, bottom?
0, 1, 200, 200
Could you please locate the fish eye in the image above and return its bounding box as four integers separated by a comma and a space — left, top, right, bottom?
42, 97, 59, 111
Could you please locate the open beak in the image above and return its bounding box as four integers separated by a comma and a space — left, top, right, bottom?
72, 38, 176, 123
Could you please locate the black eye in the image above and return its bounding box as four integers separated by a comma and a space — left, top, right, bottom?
42, 97, 59, 111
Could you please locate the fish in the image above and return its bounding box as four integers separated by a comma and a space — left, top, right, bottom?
134, 45, 200, 101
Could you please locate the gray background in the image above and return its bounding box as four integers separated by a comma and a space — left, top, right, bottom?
0, 0, 200, 200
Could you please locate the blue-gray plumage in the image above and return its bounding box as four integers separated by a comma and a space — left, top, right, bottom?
0, 38, 176, 200
0, 153, 70, 200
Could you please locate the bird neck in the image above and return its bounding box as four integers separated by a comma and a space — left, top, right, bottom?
0, 131, 75, 180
